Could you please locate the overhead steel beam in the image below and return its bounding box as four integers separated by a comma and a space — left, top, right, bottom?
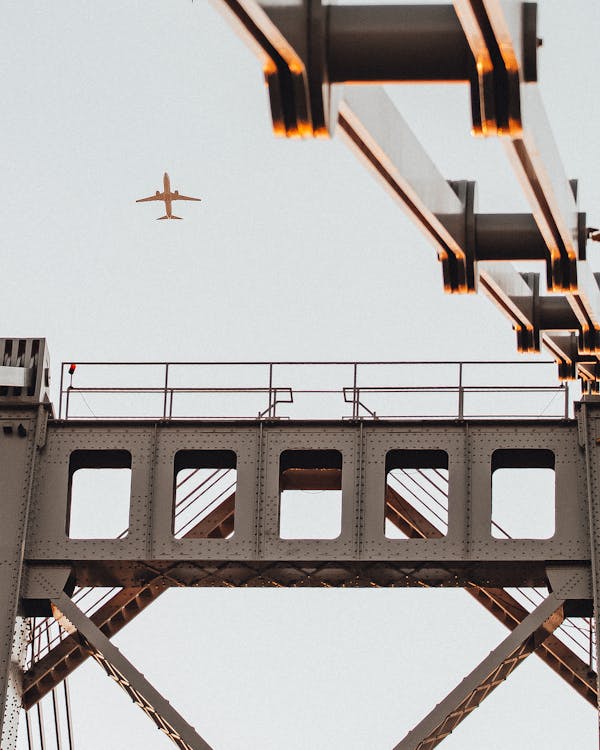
210, 3, 600, 381
46, 585, 215, 750
392, 592, 566, 750
327, 5, 471, 83
211, 2, 482, 137
338, 86, 599, 373
453, 1, 589, 296
338, 86, 472, 293
211, 0, 351, 136
210, 2, 539, 138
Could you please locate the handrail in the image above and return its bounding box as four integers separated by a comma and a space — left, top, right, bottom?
58, 359, 573, 421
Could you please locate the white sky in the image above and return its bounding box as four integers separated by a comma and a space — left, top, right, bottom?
4, 0, 600, 748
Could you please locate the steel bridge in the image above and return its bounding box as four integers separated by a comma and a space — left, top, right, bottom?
4, 1, 600, 748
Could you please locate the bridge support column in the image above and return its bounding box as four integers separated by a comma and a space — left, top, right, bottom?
0, 406, 46, 750
579, 398, 600, 737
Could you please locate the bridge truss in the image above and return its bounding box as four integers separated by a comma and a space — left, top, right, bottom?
4, 0, 600, 747
1, 341, 600, 748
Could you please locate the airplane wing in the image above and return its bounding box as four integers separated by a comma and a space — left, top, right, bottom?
172, 194, 202, 202
136, 193, 164, 203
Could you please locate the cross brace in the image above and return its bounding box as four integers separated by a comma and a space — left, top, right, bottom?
49, 588, 214, 750
386, 484, 597, 705
393, 592, 566, 749
25, 483, 596, 727
23, 493, 235, 707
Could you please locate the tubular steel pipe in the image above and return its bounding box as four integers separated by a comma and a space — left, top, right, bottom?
475, 214, 549, 262
327, 5, 472, 83
538, 297, 580, 331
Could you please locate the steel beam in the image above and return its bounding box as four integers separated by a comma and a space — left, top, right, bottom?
210, 2, 481, 137
209, 0, 328, 136
24, 419, 589, 571
23, 581, 169, 709
327, 5, 471, 83
579, 398, 600, 718
338, 86, 471, 292
45, 583, 214, 750
337, 86, 599, 372
23, 492, 236, 707
392, 592, 566, 750
26, 485, 596, 715
210, 3, 600, 380
0, 406, 47, 750
211, 2, 538, 138
386, 484, 597, 706
453, 2, 589, 294
341, 78, 600, 369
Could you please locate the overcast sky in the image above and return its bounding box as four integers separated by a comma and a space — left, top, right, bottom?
4, 1, 600, 748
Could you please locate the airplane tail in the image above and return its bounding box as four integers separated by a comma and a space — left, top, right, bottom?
157, 215, 183, 220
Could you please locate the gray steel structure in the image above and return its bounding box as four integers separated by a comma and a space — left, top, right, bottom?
210, 0, 600, 383
5, 1, 600, 747
0, 339, 599, 748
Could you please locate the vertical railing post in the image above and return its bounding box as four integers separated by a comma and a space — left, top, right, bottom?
353, 363, 358, 419
63, 680, 75, 750
268, 363, 273, 419
58, 364, 64, 420
458, 362, 464, 420
564, 381, 569, 420
589, 617, 594, 672
162, 363, 170, 420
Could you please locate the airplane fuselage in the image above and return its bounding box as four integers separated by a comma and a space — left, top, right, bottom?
163, 173, 172, 217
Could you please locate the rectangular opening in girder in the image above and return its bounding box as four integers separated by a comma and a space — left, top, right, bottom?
67, 450, 131, 539
279, 449, 342, 539
491, 449, 555, 539
173, 450, 237, 539
385, 449, 449, 539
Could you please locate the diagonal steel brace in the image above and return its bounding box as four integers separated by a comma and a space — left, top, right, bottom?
392, 592, 566, 750
50, 589, 214, 750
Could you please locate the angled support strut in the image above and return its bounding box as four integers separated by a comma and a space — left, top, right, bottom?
392, 592, 565, 750
48, 586, 215, 750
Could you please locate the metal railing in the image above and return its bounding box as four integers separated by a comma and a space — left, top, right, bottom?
57, 360, 575, 421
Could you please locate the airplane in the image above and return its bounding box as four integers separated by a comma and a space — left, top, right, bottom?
136, 173, 201, 220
